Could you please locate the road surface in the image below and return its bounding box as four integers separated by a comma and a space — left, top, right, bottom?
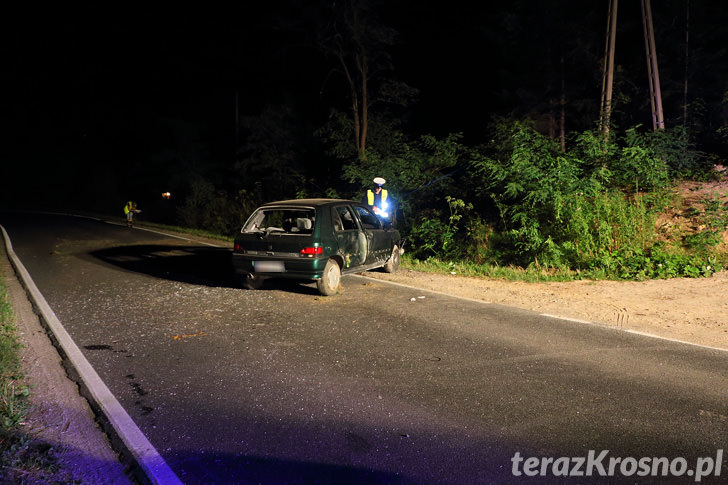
1, 211, 726, 484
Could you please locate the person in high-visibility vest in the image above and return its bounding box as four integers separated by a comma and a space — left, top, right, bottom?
364, 177, 392, 221
123, 201, 140, 227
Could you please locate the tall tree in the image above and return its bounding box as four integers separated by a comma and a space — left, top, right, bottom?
234, 102, 307, 201
317, 0, 414, 161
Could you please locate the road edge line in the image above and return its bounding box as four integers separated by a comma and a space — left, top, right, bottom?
0, 224, 183, 485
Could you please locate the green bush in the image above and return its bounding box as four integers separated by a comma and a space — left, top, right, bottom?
409, 215, 450, 259
599, 246, 718, 280
561, 190, 661, 266
462, 217, 497, 265
177, 176, 259, 237
468, 121, 583, 265
341, 132, 464, 217
611, 128, 670, 191
461, 119, 721, 278
409, 196, 472, 259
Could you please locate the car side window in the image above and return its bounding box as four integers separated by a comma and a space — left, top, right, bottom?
334, 206, 358, 231
354, 206, 381, 230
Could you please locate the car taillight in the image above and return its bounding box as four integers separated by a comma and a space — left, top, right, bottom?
234, 242, 243, 252
300, 246, 323, 256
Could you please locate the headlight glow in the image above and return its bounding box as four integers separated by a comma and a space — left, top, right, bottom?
380, 200, 389, 218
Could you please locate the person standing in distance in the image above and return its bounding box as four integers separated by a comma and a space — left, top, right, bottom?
124, 201, 140, 228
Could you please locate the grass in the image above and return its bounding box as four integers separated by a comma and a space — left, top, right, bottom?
0, 276, 63, 483
0, 278, 25, 432
400, 254, 581, 282
0, 276, 28, 472
401, 243, 726, 283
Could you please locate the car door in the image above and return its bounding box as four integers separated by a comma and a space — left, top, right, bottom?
352, 205, 391, 266
332, 204, 367, 269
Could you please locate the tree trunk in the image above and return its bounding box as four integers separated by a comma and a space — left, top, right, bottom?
358, 54, 368, 160
339, 53, 364, 159
352, 93, 362, 156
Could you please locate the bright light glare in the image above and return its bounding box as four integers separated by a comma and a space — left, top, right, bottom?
380, 200, 389, 218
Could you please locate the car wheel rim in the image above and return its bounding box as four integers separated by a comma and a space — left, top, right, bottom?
326, 264, 340, 289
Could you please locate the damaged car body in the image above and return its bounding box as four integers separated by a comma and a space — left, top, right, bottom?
232, 199, 402, 295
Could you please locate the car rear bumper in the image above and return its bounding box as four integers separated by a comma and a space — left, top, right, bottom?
232, 253, 328, 280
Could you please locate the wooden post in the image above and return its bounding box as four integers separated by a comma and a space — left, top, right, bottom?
600, 0, 619, 135
641, 0, 665, 130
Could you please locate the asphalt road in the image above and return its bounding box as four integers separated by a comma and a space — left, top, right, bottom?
2, 211, 727, 484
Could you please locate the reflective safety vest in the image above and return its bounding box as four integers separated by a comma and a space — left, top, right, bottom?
124, 202, 133, 214
367, 189, 388, 207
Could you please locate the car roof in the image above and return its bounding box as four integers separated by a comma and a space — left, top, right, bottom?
259, 198, 359, 208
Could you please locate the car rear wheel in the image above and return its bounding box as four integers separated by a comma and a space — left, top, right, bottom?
382, 245, 400, 273
241, 272, 263, 290
317, 259, 341, 296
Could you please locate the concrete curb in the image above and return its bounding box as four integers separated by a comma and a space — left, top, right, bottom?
1, 224, 183, 485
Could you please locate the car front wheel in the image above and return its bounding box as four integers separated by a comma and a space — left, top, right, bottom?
317, 259, 341, 296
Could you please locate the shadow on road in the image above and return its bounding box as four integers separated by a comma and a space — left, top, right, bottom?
170, 452, 408, 484
90, 244, 236, 287
88, 244, 320, 295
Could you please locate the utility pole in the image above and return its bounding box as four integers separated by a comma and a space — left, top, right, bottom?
683, 0, 690, 127
560, 54, 566, 152
641, 0, 665, 130
600, 0, 619, 135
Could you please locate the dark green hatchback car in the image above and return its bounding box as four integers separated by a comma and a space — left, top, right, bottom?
232, 198, 403, 295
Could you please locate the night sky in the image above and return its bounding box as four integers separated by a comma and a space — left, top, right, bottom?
2, 1, 726, 213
